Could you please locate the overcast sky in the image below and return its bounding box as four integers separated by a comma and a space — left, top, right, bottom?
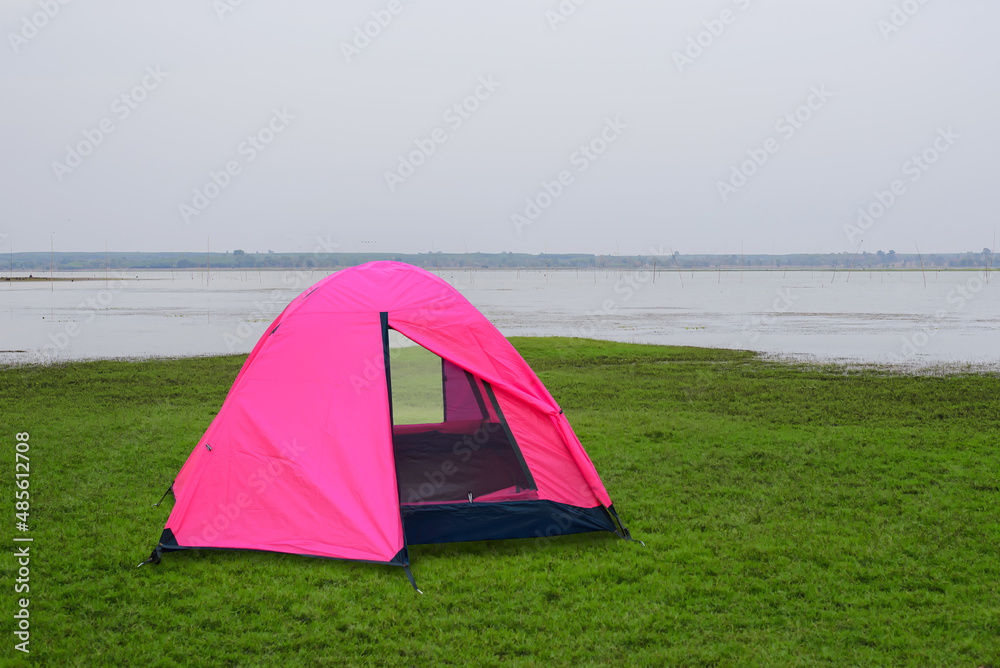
2, 1, 997, 256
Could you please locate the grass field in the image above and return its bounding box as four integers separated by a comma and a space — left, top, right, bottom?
1, 338, 999, 666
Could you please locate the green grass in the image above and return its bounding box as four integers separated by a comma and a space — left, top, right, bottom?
1, 338, 999, 666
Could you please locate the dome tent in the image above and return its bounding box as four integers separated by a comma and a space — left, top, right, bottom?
141, 262, 632, 589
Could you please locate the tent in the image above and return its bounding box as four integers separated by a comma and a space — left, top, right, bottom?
141, 261, 632, 588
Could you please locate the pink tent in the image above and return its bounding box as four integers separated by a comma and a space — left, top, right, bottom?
143, 262, 631, 587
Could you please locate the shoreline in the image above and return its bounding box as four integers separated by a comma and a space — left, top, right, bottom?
2, 341, 999, 376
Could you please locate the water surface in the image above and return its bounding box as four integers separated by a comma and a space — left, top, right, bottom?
2, 268, 998, 368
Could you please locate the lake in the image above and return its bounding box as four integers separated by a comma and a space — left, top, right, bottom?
2, 268, 998, 368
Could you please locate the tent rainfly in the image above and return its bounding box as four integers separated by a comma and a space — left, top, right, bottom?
140, 261, 633, 589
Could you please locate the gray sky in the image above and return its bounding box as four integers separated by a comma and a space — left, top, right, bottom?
2, 0, 998, 256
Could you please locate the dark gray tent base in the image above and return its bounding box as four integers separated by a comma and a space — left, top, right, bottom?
141, 504, 634, 591
401, 500, 620, 544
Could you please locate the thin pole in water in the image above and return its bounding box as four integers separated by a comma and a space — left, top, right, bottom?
670, 248, 684, 288
846, 241, 863, 283
915, 242, 927, 288
740, 241, 744, 283
986, 228, 997, 285
987, 230, 996, 285
464, 242, 473, 284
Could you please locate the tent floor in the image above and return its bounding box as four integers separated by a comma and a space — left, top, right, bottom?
392, 426, 534, 504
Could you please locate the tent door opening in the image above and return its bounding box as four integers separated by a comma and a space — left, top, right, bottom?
381, 320, 537, 506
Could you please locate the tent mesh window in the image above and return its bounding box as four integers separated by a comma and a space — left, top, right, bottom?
386, 330, 537, 505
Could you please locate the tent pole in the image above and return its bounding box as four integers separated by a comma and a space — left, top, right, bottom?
607, 505, 644, 547
380, 312, 394, 426
153, 483, 174, 507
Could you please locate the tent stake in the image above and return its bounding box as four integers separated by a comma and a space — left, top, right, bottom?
137, 546, 162, 568
403, 566, 423, 594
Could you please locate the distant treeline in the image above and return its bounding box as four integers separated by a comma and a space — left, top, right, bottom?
3, 248, 995, 272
